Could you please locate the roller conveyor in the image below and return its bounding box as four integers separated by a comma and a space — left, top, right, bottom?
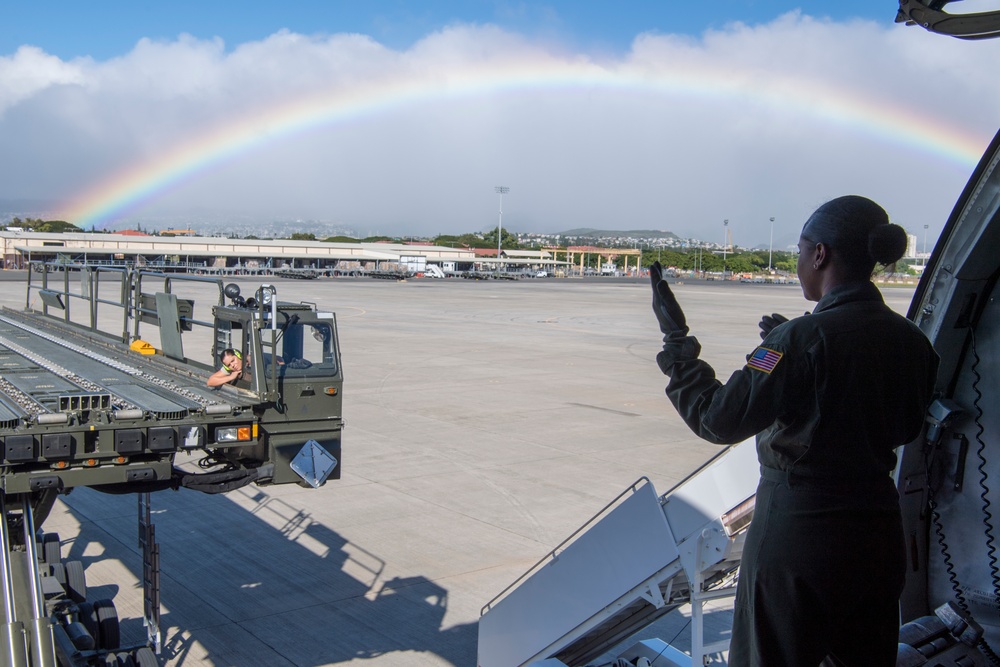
0, 301, 275, 496
0, 392, 28, 425
0, 311, 250, 426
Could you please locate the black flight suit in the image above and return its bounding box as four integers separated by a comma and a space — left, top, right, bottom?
658, 281, 938, 666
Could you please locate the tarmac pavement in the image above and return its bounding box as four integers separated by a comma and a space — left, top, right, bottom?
0, 273, 917, 667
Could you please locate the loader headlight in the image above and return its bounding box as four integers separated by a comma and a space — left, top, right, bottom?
215, 426, 253, 443
256, 284, 275, 306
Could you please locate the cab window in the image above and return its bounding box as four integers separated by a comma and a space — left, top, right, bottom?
269, 321, 337, 377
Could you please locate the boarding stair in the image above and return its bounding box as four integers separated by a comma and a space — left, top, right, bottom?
478, 439, 759, 667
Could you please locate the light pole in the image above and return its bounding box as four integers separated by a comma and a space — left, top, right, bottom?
768, 216, 775, 272
495, 186, 509, 272
923, 224, 929, 259
723, 219, 729, 277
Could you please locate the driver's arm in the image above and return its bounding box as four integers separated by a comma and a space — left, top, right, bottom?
207, 367, 237, 387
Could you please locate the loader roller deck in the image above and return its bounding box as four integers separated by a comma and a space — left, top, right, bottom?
0, 302, 269, 497
0, 308, 252, 426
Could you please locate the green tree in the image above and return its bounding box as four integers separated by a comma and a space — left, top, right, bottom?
481, 226, 520, 249
289, 232, 316, 241
895, 259, 921, 276
323, 235, 360, 243
742, 251, 769, 270
640, 248, 692, 269
432, 233, 494, 248
34, 220, 80, 233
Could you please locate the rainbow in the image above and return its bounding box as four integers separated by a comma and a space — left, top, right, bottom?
57, 57, 992, 229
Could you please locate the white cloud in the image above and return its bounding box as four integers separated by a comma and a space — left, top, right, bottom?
1, 15, 998, 244
0, 46, 87, 113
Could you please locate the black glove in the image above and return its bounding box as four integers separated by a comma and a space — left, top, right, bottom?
758, 313, 789, 340
649, 262, 687, 335
656, 336, 702, 375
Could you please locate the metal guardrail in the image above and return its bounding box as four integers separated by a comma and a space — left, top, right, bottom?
480, 476, 653, 616
132, 271, 225, 342
27, 263, 131, 338
25, 263, 227, 348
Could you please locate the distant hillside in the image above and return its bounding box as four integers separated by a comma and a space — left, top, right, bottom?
559, 228, 679, 239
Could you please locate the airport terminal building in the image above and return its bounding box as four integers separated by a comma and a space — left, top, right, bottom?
0, 230, 491, 275
0, 230, 646, 278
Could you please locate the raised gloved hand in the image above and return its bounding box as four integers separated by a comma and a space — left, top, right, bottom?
649, 262, 687, 336
649, 262, 699, 376
758, 313, 789, 340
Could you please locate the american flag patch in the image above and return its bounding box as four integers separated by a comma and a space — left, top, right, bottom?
747, 347, 783, 374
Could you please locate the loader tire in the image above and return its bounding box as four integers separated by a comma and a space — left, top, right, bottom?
64, 560, 87, 603
93, 599, 120, 650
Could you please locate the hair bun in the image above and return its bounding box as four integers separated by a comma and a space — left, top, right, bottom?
868, 223, 907, 265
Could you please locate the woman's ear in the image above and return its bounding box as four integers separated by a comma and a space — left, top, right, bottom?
813, 242, 830, 269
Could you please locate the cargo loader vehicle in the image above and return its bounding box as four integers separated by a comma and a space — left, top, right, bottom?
1, 266, 343, 666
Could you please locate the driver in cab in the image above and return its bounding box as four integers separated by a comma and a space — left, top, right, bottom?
207, 348, 247, 387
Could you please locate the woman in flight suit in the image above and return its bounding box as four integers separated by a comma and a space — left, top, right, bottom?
649, 195, 938, 666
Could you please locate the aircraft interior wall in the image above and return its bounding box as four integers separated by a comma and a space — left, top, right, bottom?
926, 271, 1000, 648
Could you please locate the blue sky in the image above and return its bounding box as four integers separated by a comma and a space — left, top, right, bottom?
2, 2, 998, 243
6, 1, 889, 60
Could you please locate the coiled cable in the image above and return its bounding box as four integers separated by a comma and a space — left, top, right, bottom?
927, 452, 967, 611
970, 329, 1000, 665
969, 329, 1000, 611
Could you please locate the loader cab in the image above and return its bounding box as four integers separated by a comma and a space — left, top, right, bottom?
211, 284, 342, 405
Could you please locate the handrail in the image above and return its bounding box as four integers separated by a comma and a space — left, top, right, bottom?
26, 262, 72, 324
23, 263, 228, 345
86, 266, 129, 342
26, 264, 133, 341
480, 476, 652, 616
88, 266, 131, 340
132, 270, 225, 342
